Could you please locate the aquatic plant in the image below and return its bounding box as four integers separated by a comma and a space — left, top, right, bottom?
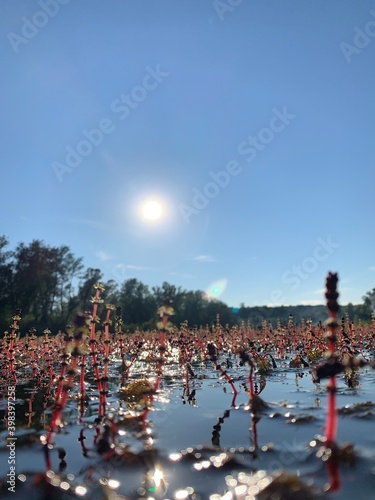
207, 342, 238, 406
3, 275, 375, 497
140, 298, 174, 421
45, 313, 89, 455
100, 303, 115, 416
89, 283, 105, 419
119, 379, 154, 410
7, 309, 22, 384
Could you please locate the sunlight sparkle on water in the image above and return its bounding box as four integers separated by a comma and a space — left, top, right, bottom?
153, 468, 164, 487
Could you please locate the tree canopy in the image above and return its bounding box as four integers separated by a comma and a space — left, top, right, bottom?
0, 236, 373, 334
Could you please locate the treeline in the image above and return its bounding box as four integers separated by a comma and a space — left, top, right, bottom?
0, 236, 373, 334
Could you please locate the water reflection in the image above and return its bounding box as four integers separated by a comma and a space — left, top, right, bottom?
211, 410, 230, 447
4, 335, 375, 498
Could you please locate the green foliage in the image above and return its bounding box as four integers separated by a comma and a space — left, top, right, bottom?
361, 289, 375, 320
119, 379, 153, 409
0, 235, 373, 334
0, 238, 83, 332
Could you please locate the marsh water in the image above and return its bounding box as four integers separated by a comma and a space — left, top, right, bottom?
1, 350, 375, 499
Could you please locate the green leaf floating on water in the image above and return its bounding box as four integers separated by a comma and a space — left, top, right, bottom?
119, 379, 154, 409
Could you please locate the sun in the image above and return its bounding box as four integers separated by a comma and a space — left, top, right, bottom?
142, 200, 163, 221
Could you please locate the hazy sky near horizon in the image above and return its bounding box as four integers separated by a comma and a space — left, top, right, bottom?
1, 0, 374, 308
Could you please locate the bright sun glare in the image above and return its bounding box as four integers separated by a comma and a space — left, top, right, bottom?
142, 200, 163, 221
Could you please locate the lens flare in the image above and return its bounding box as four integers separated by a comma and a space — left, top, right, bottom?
203, 279, 227, 300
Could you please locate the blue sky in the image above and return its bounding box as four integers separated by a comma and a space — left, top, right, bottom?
1, 0, 374, 308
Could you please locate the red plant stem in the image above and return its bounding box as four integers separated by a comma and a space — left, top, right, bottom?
122, 340, 145, 382
79, 428, 89, 457
8, 315, 19, 385
180, 340, 192, 397
79, 354, 86, 422
197, 339, 205, 354
93, 422, 101, 445
249, 365, 255, 399
124, 356, 136, 381
214, 360, 238, 404
118, 331, 125, 385
9, 338, 17, 384
207, 340, 238, 406
46, 350, 79, 447
79, 395, 86, 423
326, 459, 340, 492
326, 376, 337, 445
141, 324, 167, 421
323, 273, 341, 492
43, 385, 51, 410
30, 335, 37, 378
55, 337, 70, 404
44, 446, 52, 471
185, 365, 190, 397
43, 333, 49, 362
26, 394, 35, 428
154, 329, 165, 395
79, 356, 86, 396
90, 291, 103, 418
44, 331, 55, 380
325, 316, 337, 446
55, 365, 66, 403
100, 308, 112, 416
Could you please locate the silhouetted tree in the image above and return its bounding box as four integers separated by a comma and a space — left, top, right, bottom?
119, 278, 156, 328
0, 236, 13, 322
